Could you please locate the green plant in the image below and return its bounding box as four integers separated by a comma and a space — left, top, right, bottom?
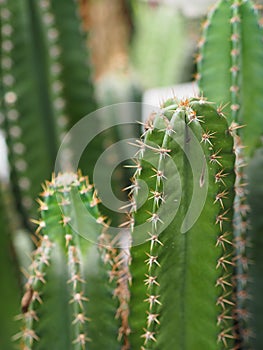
14, 97, 239, 350
247, 147, 263, 349
129, 97, 236, 349
0, 0, 97, 228
0, 185, 21, 350
1, 0, 263, 349
197, 0, 263, 156
197, 0, 263, 348
15, 172, 130, 350
130, 1, 189, 88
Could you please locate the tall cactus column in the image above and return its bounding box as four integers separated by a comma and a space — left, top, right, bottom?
0, 0, 97, 227
197, 1, 263, 347
128, 98, 236, 349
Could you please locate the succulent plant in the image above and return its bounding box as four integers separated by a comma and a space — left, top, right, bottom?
0, 0, 97, 228
247, 147, 263, 349
15, 172, 131, 350
197, 0, 263, 347
0, 0, 263, 349
128, 97, 236, 349
0, 185, 21, 350
14, 96, 241, 350
197, 0, 263, 156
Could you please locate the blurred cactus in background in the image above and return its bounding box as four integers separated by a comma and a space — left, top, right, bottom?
0, 185, 20, 350
130, 1, 189, 88
0, 0, 96, 229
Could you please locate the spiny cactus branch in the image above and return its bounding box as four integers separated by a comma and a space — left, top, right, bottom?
15, 173, 122, 350
128, 97, 236, 349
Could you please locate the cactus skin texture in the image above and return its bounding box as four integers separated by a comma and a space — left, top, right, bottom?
197, 0, 263, 157
0, 0, 96, 227
128, 97, 236, 349
0, 186, 21, 350
15, 173, 124, 350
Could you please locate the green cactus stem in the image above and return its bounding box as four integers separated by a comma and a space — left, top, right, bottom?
197, 1, 263, 346
0, 185, 21, 350
128, 97, 236, 349
0, 0, 97, 228
229, 126, 252, 348
15, 173, 125, 350
247, 147, 263, 349
197, 0, 263, 157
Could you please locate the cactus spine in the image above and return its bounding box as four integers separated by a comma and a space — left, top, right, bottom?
128, 97, 236, 349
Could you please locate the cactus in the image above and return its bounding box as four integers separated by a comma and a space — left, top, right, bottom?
0, 0, 97, 228
0, 185, 21, 350
197, 0, 263, 347
128, 97, 236, 349
247, 147, 263, 349
130, 2, 189, 88
197, 0, 263, 157
15, 172, 128, 350
0, 0, 262, 347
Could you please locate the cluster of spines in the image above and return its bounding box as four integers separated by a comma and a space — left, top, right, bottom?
207, 103, 236, 348
99, 229, 131, 350
128, 100, 183, 348
185, 100, 236, 349
127, 107, 177, 349
13, 234, 53, 349
68, 244, 90, 349
14, 173, 106, 349
214, 229, 236, 344
230, 124, 252, 347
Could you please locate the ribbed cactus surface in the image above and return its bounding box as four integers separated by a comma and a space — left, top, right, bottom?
128, 97, 236, 349
15, 173, 124, 350
197, 1, 263, 347
197, 0, 263, 156
0, 0, 96, 227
